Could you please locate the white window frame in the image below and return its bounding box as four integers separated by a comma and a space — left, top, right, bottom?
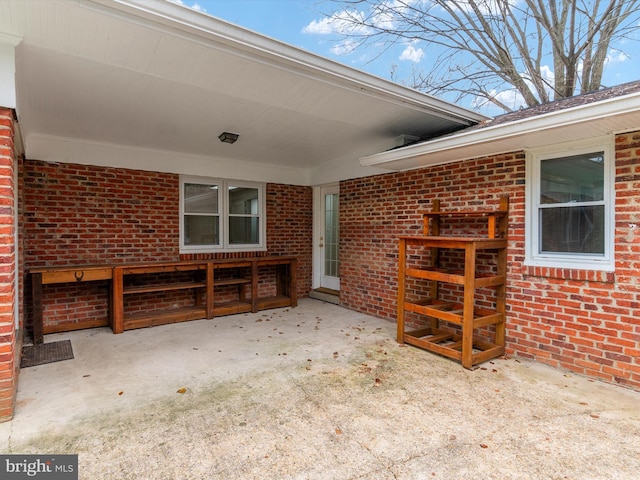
180, 175, 266, 254
525, 137, 615, 271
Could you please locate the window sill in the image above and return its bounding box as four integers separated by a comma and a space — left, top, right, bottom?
521, 265, 615, 283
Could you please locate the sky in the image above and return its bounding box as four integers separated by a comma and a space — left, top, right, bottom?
169, 0, 640, 115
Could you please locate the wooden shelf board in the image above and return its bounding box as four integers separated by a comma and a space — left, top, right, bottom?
214, 278, 252, 286
38, 267, 113, 284
405, 300, 504, 328
423, 210, 508, 218
213, 300, 252, 316
258, 295, 292, 310
404, 334, 463, 361
123, 306, 207, 330
123, 282, 207, 295
406, 268, 505, 287
406, 267, 464, 285
473, 310, 505, 328
404, 331, 504, 367
122, 264, 207, 275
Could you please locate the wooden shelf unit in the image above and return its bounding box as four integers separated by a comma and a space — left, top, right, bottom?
30, 256, 297, 342
30, 265, 113, 344
397, 197, 508, 368
212, 259, 254, 317
112, 261, 212, 333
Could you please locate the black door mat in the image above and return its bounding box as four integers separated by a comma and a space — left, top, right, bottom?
21, 340, 74, 368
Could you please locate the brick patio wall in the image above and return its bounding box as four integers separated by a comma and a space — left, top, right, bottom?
340, 130, 640, 390
22, 160, 312, 333
0, 108, 17, 422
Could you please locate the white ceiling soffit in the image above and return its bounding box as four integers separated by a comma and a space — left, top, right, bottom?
0, 0, 487, 184
360, 92, 640, 171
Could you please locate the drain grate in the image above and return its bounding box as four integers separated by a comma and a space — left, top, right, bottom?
21, 340, 74, 368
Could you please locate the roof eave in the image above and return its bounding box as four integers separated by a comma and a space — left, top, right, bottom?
91, 0, 487, 126
360, 90, 640, 170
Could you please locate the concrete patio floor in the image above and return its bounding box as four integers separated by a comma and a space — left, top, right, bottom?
2, 298, 640, 479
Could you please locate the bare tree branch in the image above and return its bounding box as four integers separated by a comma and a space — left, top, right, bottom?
322, 0, 640, 112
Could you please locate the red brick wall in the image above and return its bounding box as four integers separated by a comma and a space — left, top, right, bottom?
0, 108, 17, 422
24, 162, 180, 266
22, 160, 312, 333
340, 133, 640, 390
266, 183, 313, 297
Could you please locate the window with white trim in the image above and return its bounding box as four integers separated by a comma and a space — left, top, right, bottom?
525, 140, 614, 271
180, 176, 266, 253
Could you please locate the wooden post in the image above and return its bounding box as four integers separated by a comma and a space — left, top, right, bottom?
251, 259, 258, 313
206, 262, 214, 319
397, 237, 406, 344
290, 258, 298, 307
461, 242, 476, 369
32, 273, 44, 344
429, 199, 441, 332
498, 195, 509, 239
112, 267, 124, 334
495, 238, 508, 349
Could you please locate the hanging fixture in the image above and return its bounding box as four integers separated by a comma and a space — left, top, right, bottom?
218, 132, 239, 144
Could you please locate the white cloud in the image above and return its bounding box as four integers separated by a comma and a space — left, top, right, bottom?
494, 89, 526, 109
606, 51, 630, 64
303, 18, 335, 35
331, 38, 361, 56
303, 10, 373, 57
167, 0, 207, 13
303, 10, 372, 36
399, 44, 424, 63
445, 0, 518, 17
370, 4, 396, 30
472, 64, 555, 112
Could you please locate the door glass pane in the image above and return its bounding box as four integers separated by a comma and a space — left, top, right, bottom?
541, 153, 604, 204
184, 183, 218, 213
229, 217, 259, 244
184, 215, 219, 245
324, 193, 339, 277
540, 205, 604, 254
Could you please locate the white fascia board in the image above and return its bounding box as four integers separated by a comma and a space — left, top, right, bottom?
0, 33, 21, 109
360, 91, 640, 168
26, 134, 311, 186
88, 0, 487, 126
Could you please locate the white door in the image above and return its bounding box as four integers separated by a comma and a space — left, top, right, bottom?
320, 185, 340, 290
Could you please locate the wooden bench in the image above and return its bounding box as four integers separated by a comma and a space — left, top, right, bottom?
30, 256, 297, 344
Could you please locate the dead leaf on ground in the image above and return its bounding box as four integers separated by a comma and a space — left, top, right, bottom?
480, 444, 489, 449
177, 387, 187, 394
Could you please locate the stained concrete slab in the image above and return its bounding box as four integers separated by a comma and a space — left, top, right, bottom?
2, 298, 640, 479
